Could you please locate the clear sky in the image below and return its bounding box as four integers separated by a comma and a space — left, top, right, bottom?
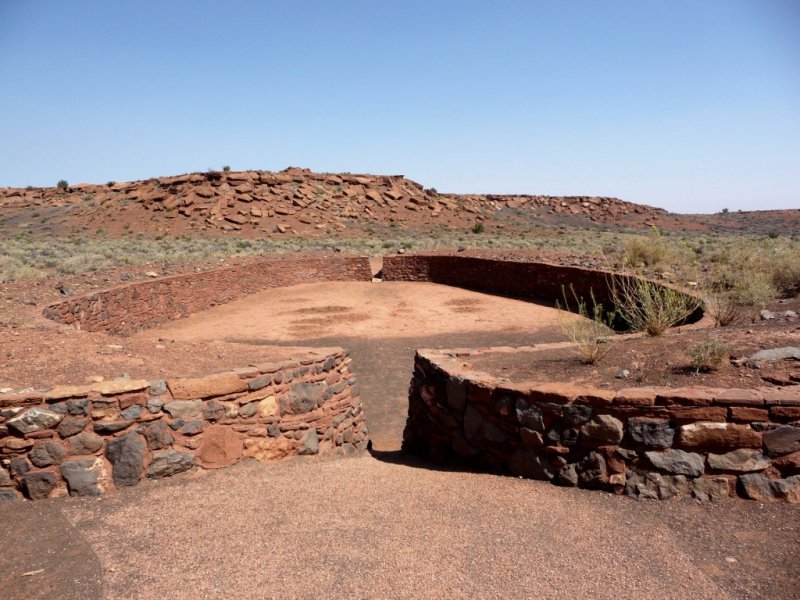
1, 1, 798, 213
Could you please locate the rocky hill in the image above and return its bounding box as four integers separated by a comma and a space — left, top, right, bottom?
0, 167, 796, 237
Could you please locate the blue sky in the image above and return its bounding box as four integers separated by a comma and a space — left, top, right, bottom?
1, 1, 798, 213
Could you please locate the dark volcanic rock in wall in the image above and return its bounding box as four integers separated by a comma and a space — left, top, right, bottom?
298, 429, 319, 455
577, 452, 608, 487
739, 473, 800, 503
288, 382, 326, 414
56, 416, 88, 438
61, 458, 107, 497
645, 449, 704, 477
762, 426, 800, 457
508, 450, 566, 480
562, 404, 592, 427
28, 441, 68, 467
144, 419, 174, 450
707, 449, 770, 473
20, 471, 57, 500
628, 418, 674, 449
146, 450, 194, 479
0, 466, 12, 487
0, 489, 22, 502
105, 432, 145, 487
557, 463, 579, 487
515, 398, 544, 432
464, 406, 507, 444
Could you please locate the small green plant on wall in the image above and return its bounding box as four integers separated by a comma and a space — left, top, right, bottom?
556, 286, 615, 364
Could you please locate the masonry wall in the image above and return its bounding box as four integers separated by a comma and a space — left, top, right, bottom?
0, 348, 368, 501
43, 255, 373, 335
405, 349, 800, 503
382, 254, 704, 327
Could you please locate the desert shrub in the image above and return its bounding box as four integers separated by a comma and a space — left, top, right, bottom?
730, 271, 776, 308
705, 292, 742, 327
610, 273, 701, 336
685, 336, 730, 373
222, 165, 231, 172
707, 238, 799, 302
556, 287, 614, 364
622, 227, 671, 268
0, 256, 40, 282
471, 221, 485, 234
56, 179, 68, 190
769, 252, 800, 296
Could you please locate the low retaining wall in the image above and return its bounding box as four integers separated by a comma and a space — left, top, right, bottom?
405, 349, 800, 503
382, 254, 704, 327
0, 348, 368, 501
43, 255, 373, 335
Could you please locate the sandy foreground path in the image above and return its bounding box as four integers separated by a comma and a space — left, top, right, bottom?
2, 281, 798, 599
3, 454, 797, 600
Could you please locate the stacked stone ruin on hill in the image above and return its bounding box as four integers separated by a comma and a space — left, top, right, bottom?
0, 167, 668, 234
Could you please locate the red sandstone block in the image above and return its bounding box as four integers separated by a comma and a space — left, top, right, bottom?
678, 422, 762, 451
667, 406, 727, 423
770, 406, 800, 420
656, 388, 716, 407
760, 387, 800, 406
495, 382, 537, 397
0, 392, 44, 408
168, 373, 248, 400
118, 392, 147, 410
729, 407, 769, 422
613, 388, 658, 407
605, 406, 670, 420
574, 389, 616, 407
528, 383, 577, 404
233, 366, 261, 378
713, 388, 765, 406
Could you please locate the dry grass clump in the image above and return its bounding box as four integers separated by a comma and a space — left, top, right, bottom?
556, 287, 615, 364
685, 336, 730, 373
705, 292, 742, 327
610, 272, 701, 336
706, 238, 799, 302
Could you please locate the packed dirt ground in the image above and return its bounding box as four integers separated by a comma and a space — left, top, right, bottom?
1, 169, 799, 598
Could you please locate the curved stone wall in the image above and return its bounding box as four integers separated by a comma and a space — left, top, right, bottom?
405, 348, 800, 503
43, 255, 373, 335
382, 254, 704, 328
0, 348, 367, 501
43, 252, 703, 336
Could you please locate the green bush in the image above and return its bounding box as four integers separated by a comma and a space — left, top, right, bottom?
56, 179, 68, 190
610, 273, 701, 336
471, 221, 485, 234
685, 337, 730, 373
